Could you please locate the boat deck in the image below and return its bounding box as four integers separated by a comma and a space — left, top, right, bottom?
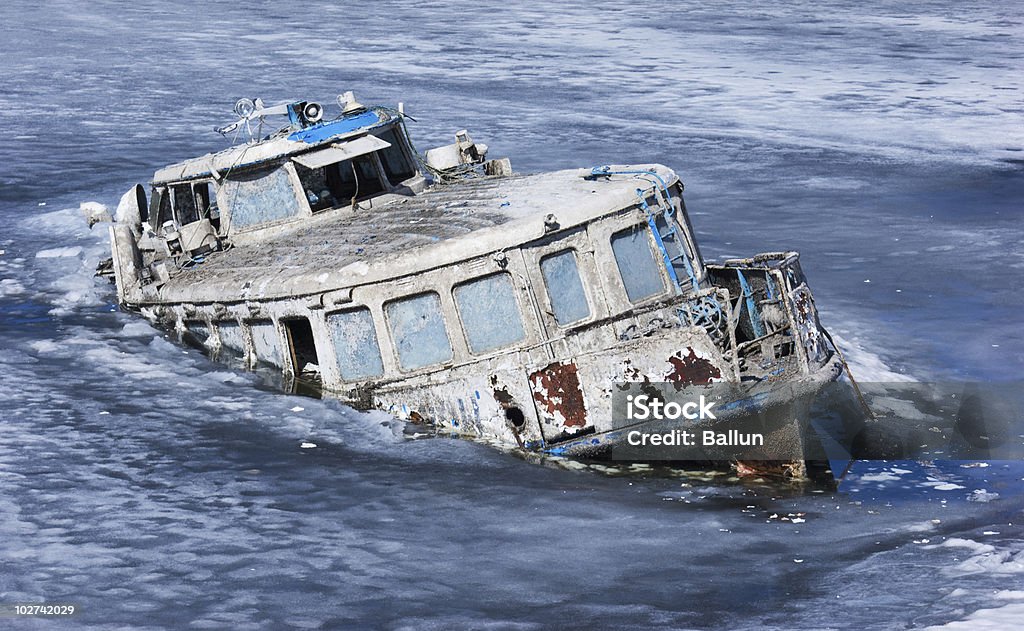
155, 165, 676, 303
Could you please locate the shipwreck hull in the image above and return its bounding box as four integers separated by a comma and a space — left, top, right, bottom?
132, 268, 845, 472
102, 95, 850, 474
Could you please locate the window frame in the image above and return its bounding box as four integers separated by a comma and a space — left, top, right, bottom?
452, 271, 527, 355
375, 127, 417, 186
325, 306, 386, 382
383, 291, 455, 373
609, 222, 669, 304
537, 248, 592, 328
221, 161, 309, 233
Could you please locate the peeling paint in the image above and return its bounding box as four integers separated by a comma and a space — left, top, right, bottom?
529, 361, 588, 428
665, 348, 722, 389
790, 285, 825, 363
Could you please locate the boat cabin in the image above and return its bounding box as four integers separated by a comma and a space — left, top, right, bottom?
143, 106, 426, 254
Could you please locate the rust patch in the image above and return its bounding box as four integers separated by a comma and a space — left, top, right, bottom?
529, 361, 587, 428
665, 348, 721, 390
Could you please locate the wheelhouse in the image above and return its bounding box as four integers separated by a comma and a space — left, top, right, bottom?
145, 114, 424, 248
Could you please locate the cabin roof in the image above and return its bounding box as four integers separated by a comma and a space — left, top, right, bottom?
152, 109, 398, 186
159, 164, 679, 304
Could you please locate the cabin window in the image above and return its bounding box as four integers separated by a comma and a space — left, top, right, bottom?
194, 181, 217, 214
295, 155, 385, 211
328, 308, 384, 381
221, 165, 301, 229
171, 184, 199, 225
218, 321, 245, 354
150, 187, 173, 231
249, 319, 282, 368
160, 181, 218, 229
376, 128, 416, 185
454, 273, 525, 354
611, 226, 665, 302
386, 292, 452, 371
539, 250, 590, 326
294, 162, 334, 212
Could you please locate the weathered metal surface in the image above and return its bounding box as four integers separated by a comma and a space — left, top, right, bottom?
529, 361, 588, 430
789, 284, 826, 364
665, 348, 722, 389
141, 166, 677, 305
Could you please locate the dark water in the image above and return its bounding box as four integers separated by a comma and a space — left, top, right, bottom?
1, 1, 1022, 629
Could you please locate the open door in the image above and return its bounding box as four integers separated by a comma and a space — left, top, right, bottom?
283, 318, 323, 397
283, 318, 320, 374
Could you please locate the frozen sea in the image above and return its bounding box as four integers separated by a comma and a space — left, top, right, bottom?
1, 1, 1023, 629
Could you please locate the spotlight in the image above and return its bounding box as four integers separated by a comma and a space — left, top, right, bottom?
233, 98, 256, 119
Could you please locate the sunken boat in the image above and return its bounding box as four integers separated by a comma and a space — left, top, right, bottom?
101, 93, 853, 477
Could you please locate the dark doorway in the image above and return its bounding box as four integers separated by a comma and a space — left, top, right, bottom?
283, 318, 320, 375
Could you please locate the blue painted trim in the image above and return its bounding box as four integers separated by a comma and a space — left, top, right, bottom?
588, 165, 704, 293
677, 239, 700, 292
287, 110, 385, 144
589, 166, 672, 197
645, 208, 682, 290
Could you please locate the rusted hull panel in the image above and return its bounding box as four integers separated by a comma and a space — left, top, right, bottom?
529, 361, 588, 430
371, 366, 546, 449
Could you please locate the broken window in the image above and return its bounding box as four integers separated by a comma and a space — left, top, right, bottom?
328, 155, 385, 201
376, 128, 416, 185
386, 292, 452, 371
171, 183, 199, 225
454, 273, 525, 354
294, 162, 334, 212
539, 250, 590, 326
150, 186, 173, 231
611, 226, 665, 302
328, 307, 384, 381
221, 165, 301, 229
294, 155, 385, 212
193, 181, 221, 231
193, 181, 216, 215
